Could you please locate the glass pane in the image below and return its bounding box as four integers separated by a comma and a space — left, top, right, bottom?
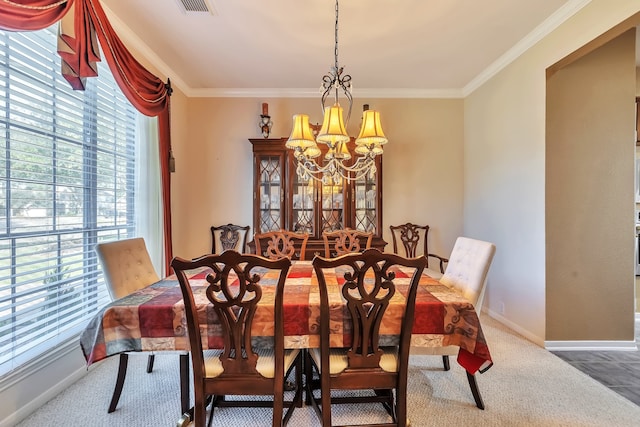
259, 157, 281, 232
292, 175, 314, 234
321, 177, 345, 233
354, 174, 377, 233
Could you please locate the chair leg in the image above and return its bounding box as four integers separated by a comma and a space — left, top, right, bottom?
375, 389, 396, 419
108, 353, 129, 413
146, 354, 155, 373
442, 355, 450, 371
304, 350, 314, 406
207, 398, 214, 427
179, 353, 190, 415
466, 371, 485, 410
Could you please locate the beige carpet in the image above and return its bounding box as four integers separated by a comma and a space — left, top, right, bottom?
15, 316, 640, 426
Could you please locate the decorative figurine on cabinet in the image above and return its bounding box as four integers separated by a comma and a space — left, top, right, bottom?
259, 102, 272, 138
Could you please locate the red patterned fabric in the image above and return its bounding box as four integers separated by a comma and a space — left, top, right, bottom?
80, 262, 493, 374
57, 0, 98, 90
0, 0, 73, 31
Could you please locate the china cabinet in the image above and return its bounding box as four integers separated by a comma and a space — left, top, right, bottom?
249, 138, 386, 259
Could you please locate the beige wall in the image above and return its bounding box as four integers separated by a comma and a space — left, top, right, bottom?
546, 29, 636, 341
169, 97, 465, 261
465, 0, 640, 344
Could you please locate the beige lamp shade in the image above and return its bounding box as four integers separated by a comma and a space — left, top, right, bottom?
355, 143, 383, 156
286, 114, 317, 149
332, 141, 352, 160
304, 143, 322, 159
317, 103, 350, 146
355, 109, 387, 146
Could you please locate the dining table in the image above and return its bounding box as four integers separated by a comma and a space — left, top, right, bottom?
79, 260, 493, 415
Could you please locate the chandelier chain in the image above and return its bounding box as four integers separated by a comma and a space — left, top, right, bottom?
334, 0, 339, 72
321, 0, 352, 123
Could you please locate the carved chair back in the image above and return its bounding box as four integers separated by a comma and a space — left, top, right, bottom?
322, 228, 373, 258
211, 223, 250, 254
171, 251, 300, 426
309, 248, 427, 426
254, 230, 309, 260
389, 223, 429, 258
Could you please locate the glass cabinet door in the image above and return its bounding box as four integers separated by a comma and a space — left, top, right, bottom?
251, 137, 386, 256
291, 174, 316, 234
353, 172, 377, 234
257, 155, 284, 232
320, 177, 346, 233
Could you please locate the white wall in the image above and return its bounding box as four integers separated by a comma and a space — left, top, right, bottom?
465, 0, 640, 344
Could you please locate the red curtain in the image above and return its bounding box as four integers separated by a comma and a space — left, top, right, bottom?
0, 0, 73, 31
0, 0, 174, 271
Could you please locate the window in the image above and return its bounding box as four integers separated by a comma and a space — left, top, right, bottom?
0, 27, 138, 376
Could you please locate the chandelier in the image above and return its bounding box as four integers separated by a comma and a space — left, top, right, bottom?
285, 0, 388, 184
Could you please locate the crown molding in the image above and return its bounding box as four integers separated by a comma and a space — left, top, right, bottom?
104, 1, 590, 100
188, 87, 464, 99
463, 0, 592, 96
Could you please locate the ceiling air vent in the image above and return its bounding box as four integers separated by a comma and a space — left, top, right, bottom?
175, 0, 216, 15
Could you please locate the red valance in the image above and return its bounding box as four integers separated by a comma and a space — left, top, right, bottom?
0, 0, 73, 31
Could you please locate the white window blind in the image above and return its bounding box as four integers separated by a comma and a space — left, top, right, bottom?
0, 27, 138, 376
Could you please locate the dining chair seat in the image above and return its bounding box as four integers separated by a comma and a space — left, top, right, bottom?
204, 348, 301, 378
309, 347, 399, 375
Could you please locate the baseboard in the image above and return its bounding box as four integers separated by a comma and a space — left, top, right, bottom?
484, 308, 545, 347
486, 309, 639, 351
0, 338, 89, 427
0, 365, 87, 427
545, 340, 638, 352
546, 314, 639, 351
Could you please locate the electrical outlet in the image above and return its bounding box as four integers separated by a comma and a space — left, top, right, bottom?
499, 301, 505, 315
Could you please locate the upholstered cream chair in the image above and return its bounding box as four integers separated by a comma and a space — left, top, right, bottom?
95, 237, 160, 413
412, 236, 496, 409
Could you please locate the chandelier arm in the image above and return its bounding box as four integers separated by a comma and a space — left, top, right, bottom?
333, 159, 374, 178
296, 156, 334, 182
295, 153, 375, 183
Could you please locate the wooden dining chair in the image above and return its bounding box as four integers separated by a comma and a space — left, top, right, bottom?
171, 251, 303, 427
411, 236, 496, 409
322, 228, 373, 258
307, 249, 427, 427
95, 237, 162, 413
389, 222, 449, 274
210, 223, 250, 253
254, 230, 309, 260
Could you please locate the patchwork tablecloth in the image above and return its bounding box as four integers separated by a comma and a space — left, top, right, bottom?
80, 261, 492, 374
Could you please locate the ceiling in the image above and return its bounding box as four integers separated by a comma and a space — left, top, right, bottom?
101, 0, 585, 97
